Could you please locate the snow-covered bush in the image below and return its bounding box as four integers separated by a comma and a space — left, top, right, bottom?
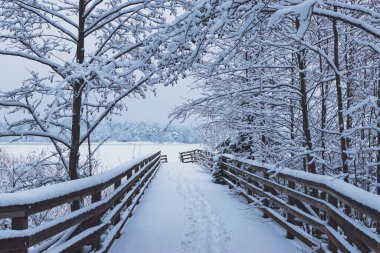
0, 148, 71, 229
0, 148, 66, 193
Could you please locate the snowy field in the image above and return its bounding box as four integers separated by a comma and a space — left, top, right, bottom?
0, 142, 202, 170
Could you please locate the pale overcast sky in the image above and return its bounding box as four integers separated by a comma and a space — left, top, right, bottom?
122, 78, 200, 126
0, 55, 200, 126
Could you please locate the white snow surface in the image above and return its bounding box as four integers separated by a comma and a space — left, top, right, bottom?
109, 153, 308, 253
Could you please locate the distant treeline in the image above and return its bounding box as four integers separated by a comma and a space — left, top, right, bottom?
0, 122, 200, 144
93, 122, 200, 143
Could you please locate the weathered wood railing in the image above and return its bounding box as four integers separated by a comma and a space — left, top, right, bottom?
179, 150, 198, 163
179, 149, 213, 167
160, 154, 168, 163
0, 151, 162, 253
182, 150, 380, 253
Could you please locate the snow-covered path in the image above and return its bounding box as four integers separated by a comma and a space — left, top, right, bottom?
109, 159, 308, 253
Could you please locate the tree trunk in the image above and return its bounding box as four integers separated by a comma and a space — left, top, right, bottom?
295, 20, 321, 237
68, 0, 86, 211
333, 7, 349, 181
318, 18, 329, 176
87, 107, 93, 176
377, 75, 380, 196
290, 59, 295, 145
345, 25, 355, 184
296, 19, 316, 174
290, 100, 295, 141
320, 55, 327, 175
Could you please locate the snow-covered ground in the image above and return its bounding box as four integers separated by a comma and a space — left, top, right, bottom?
1, 142, 308, 252
0, 142, 201, 170
109, 149, 309, 253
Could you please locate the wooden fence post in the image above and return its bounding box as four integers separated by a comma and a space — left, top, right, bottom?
286, 181, 295, 239
91, 191, 102, 250
11, 213, 28, 253
262, 172, 270, 218
220, 158, 231, 189
327, 194, 338, 253
114, 179, 122, 226
246, 166, 253, 197
236, 162, 241, 188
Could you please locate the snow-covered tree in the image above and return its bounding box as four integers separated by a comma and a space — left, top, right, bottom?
0, 0, 201, 190
172, 0, 380, 194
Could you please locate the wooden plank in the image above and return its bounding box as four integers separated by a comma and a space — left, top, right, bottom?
262, 171, 270, 218
114, 179, 122, 225
0, 236, 30, 251
91, 190, 102, 250
10, 213, 28, 253
0, 211, 25, 219
327, 195, 338, 253
56, 224, 108, 253
286, 180, 295, 239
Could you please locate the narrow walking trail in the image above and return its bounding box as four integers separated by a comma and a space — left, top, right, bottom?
109, 157, 308, 253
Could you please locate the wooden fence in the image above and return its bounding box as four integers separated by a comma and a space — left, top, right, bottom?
179, 149, 213, 167
160, 154, 168, 163
182, 149, 380, 253
0, 151, 162, 253
179, 150, 198, 163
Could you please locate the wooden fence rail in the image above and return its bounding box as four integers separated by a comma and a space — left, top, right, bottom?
0, 151, 162, 253
160, 155, 168, 163
179, 149, 213, 167
182, 149, 380, 253
179, 150, 198, 163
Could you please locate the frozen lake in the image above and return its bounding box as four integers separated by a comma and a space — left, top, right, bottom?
0, 142, 202, 171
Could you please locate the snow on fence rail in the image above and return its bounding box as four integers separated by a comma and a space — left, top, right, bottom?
0, 151, 162, 253
182, 149, 380, 253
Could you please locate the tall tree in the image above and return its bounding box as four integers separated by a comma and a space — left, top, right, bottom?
0, 0, 199, 191
332, 6, 349, 181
